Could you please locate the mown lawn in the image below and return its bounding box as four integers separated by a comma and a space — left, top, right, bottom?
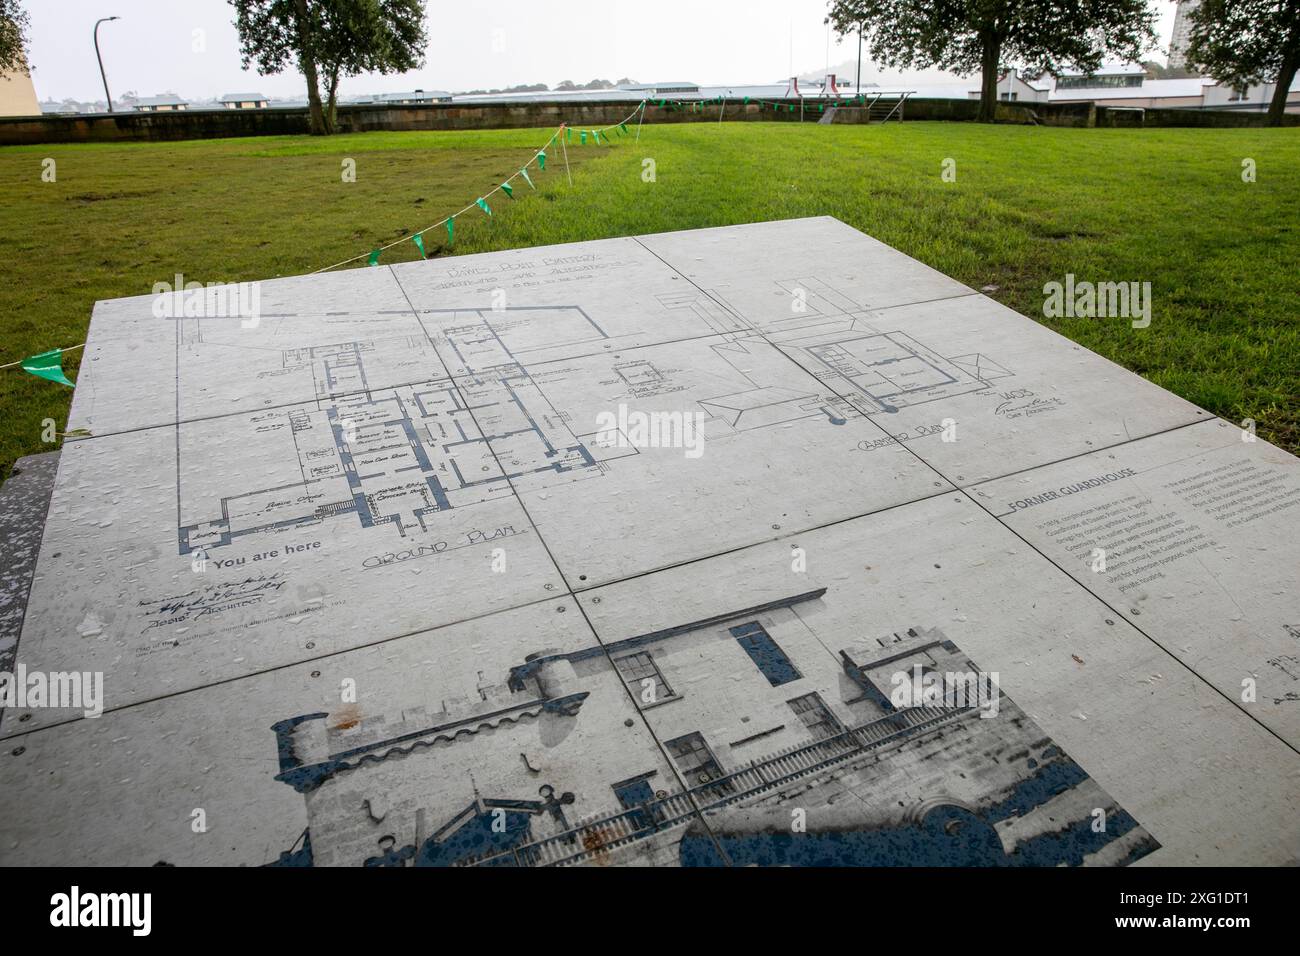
0, 120, 1297, 478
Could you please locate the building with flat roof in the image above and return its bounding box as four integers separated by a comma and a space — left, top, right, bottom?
132, 94, 189, 112
219, 92, 269, 109
366, 89, 452, 105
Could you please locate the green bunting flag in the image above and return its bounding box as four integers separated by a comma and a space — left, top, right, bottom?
579, 131, 587, 145
538, 149, 546, 170
367, 248, 381, 267
476, 197, 492, 217
446, 216, 454, 244
20, 348, 74, 387
412, 233, 426, 258
501, 181, 514, 198
566, 127, 573, 142
520, 167, 534, 189
620, 122, 628, 133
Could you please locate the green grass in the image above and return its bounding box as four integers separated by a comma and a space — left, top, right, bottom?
1, 121, 1297, 478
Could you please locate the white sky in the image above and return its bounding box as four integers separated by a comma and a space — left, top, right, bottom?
24, 0, 1180, 102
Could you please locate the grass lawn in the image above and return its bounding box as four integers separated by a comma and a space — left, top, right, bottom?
1, 120, 1297, 478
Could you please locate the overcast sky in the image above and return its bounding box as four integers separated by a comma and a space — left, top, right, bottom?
25, 0, 1180, 102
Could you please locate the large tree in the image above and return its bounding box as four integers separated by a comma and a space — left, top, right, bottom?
827, 0, 1158, 122
319, 0, 427, 129
0, 0, 31, 74
231, 0, 427, 135
1185, 0, 1299, 127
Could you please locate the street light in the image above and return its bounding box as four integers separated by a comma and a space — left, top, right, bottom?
94, 16, 119, 113
856, 23, 863, 95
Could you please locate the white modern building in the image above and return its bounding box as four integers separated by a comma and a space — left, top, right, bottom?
1042, 65, 1300, 112
918, 62, 1300, 114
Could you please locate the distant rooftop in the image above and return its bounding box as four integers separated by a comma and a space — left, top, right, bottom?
1056, 63, 1148, 78
219, 93, 267, 102
618, 82, 699, 93
133, 94, 188, 107
367, 89, 453, 103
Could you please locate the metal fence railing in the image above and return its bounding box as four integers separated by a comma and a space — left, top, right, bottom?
465, 702, 974, 867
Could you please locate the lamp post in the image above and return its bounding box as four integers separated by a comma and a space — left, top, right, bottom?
856, 23, 863, 95
94, 16, 119, 113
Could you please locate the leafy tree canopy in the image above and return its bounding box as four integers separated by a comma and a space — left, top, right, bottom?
0, 0, 31, 75
231, 0, 427, 133
1185, 0, 1300, 126
827, 0, 1157, 120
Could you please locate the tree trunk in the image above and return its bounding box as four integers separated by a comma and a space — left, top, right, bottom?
977, 31, 1001, 123
325, 67, 340, 135
1267, 31, 1299, 128
292, 0, 328, 135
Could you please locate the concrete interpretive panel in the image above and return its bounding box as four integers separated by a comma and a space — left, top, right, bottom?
1, 218, 1295, 867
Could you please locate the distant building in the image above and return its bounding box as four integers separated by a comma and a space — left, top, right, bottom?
133, 94, 189, 112
1044, 63, 1300, 112
899, 62, 1300, 113
967, 72, 1052, 103
618, 81, 699, 95
368, 89, 452, 106
1052, 63, 1148, 91
219, 92, 269, 109
0, 56, 39, 117
1168, 0, 1202, 71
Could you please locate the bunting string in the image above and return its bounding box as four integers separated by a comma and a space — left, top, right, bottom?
311, 98, 647, 275
5, 100, 652, 378
0, 344, 83, 386
652, 93, 872, 116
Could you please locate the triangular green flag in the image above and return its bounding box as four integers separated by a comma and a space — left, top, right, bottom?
412, 233, 426, 258
501, 181, 514, 198
476, 197, 492, 217
620, 122, 628, 133
538, 150, 546, 170
592, 129, 600, 145
580, 130, 587, 145
367, 248, 381, 267
566, 127, 573, 142
657, 98, 665, 106
446, 217, 454, 244
21, 348, 74, 387
520, 167, 534, 189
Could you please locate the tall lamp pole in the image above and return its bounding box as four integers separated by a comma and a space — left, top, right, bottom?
94, 16, 119, 113
856, 23, 863, 94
